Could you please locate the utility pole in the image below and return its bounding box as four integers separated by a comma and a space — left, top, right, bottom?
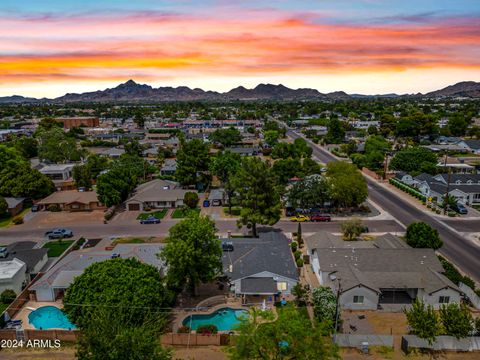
333, 278, 341, 344
443, 153, 452, 215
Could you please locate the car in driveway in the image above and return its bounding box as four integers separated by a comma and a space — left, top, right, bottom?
451, 203, 468, 215
139, 216, 161, 224
310, 214, 331, 222
290, 214, 310, 222
44, 228, 73, 239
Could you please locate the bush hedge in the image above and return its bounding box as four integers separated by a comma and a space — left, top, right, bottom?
12, 216, 23, 225
196, 324, 218, 334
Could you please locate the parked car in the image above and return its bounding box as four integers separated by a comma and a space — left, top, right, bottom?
31, 204, 39, 212
290, 214, 310, 222
139, 216, 161, 224
44, 228, 73, 239
310, 214, 331, 222
222, 241, 234, 251
285, 207, 296, 217
451, 203, 468, 214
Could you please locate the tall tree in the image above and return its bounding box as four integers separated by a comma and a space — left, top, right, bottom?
175, 139, 210, 187
439, 303, 474, 339
63, 258, 172, 329
405, 222, 443, 250
161, 214, 221, 295
209, 127, 242, 147
389, 147, 437, 175
73, 164, 93, 190
326, 161, 368, 208
325, 118, 345, 144
404, 299, 440, 345
36, 127, 85, 163
76, 309, 172, 360
0, 163, 54, 200
0, 196, 8, 217
233, 157, 281, 237
229, 305, 338, 360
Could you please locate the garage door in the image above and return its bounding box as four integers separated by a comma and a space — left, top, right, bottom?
128, 203, 140, 211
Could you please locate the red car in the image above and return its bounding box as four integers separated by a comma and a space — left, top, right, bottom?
310, 214, 331, 222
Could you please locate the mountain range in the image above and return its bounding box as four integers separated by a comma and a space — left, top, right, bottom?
1, 80, 479, 104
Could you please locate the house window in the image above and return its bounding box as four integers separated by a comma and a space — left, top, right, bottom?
439, 296, 450, 304
353, 295, 364, 304
277, 282, 287, 291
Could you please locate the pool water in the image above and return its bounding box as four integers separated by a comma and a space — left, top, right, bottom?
28, 306, 77, 330
183, 307, 248, 331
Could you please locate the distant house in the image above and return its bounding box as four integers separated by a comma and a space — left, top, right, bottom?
39, 164, 75, 191
4, 197, 25, 216
0, 241, 48, 279
55, 116, 99, 129
394, 172, 415, 185
221, 232, 298, 303
0, 259, 27, 294
160, 159, 177, 176
36, 190, 105, 212
99, 147, 125, 159
30, 244, 166, 302
457, 139, 480, 154
306, 232, 462, 310
414, 173, 480, 205
208, 188, 225, 206
125, 179, 192, 211
229, 147, 259, 156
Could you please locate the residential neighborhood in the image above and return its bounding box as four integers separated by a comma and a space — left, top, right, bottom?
1, 0, 480, 355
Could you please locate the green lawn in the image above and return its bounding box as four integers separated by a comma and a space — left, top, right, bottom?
112, 237, 146, 245
136, 209, 168, 220
171, 208, 200, 219
0, 216, 12, 228
0, 207, 31, 228
42, 240, 75, 257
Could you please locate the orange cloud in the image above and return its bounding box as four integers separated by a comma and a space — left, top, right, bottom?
0, 11, 479, 88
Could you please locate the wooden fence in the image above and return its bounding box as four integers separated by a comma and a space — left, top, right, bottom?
160, 333, 230, 346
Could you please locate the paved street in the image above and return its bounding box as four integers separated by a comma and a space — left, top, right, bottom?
0, 219, 402, 244
287, 129, 480, 282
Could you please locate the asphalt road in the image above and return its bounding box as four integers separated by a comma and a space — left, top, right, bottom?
0, 219, 402, 244
288, 129, 480, 282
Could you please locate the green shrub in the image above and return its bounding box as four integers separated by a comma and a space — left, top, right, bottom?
290, 242, 298, 252
177, 325, 191, 333
0, 289, 16, 304
104, 206, 115, 221
448, 211, 456, 217
12, 216, 23, 225
196, 324, 218, 334
47, 204, 61, 212
294, 250, 302, 260
296, 258, 304, 267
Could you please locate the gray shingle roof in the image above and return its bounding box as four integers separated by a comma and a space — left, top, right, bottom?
1, 241, 47, 273
4, 197, 25, 209
221, 232, 298, 282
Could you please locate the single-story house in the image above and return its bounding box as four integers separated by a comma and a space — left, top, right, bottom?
394, 172, 415, 185
30, 244, 166, 302
0, 242, 48, 280
306, 232, 462, 310
457, 140, 480, 154
414, 173, 480, 205
160, 159, 177, 176
221, 232, 298, 303
125, 179, 192, 211
0, 259, 27, 295
36, 190, 105, 212
229, 147, 259, 156
208, 188, 225, 206
99, 147, 125, 158
4, 197, 25, 216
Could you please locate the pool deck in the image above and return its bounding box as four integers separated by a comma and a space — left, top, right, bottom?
172, 296, 277, 333
13, 300, 64, 330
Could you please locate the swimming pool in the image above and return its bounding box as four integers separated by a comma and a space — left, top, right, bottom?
182, 307, 248, 331
28, 306, 77, 330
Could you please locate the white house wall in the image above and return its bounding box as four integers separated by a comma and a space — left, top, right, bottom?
421, 288, 462, 310
339, 286, 379, 310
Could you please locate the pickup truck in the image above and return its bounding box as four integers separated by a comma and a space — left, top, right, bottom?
44, 228, 74, 239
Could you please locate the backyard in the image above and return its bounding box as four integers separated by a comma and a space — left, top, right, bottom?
42, 240, 75, 257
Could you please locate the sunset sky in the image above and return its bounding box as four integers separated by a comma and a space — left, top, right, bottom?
1, 0, 480, 97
